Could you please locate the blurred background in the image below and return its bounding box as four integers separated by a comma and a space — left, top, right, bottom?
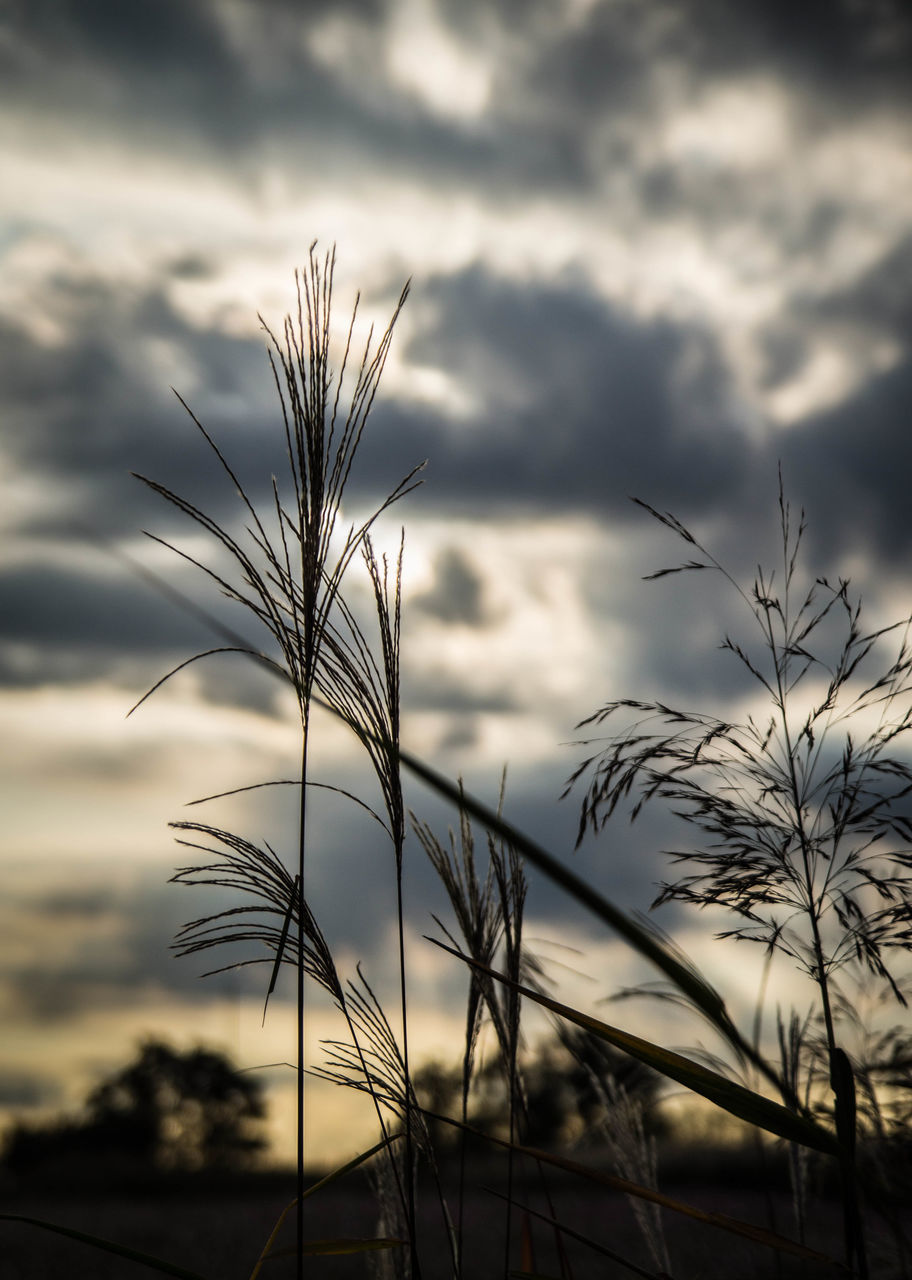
2, 0, 912, 1170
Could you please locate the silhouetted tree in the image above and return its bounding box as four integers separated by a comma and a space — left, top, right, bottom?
3, 1039, 266, 1178
86, 1040, 266, 1170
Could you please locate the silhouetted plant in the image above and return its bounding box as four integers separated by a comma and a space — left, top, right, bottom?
131, 244, 423, 1277
568, 475, 912, 1277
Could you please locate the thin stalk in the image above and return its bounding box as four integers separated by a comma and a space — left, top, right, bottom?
395, 859, 419, 1276
296, 726, 309, 1280
763, 600, 867, 1278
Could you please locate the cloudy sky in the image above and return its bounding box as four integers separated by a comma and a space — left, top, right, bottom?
3, 0, 912, 1167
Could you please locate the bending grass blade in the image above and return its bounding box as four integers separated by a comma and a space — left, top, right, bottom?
0, 1214, 211, 1280
430, 941, 839, 1155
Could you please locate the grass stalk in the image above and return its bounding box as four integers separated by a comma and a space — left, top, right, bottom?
132, 245, 420, 1278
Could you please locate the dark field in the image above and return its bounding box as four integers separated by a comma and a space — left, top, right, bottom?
2, 1166, 907, 1280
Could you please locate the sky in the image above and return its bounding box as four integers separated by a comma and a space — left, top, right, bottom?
2, 0, 912, 1168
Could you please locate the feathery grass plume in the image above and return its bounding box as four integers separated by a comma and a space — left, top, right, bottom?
417, 788, 573, 1280
486, 789, 527, 1280
588, 1073, 671, 1277
132, 245, 421, 1278
316, 968, 423, 1146
169, 822, 341, 997
427, 776, 547, 1280
412, 795, 501, 1275
127, 495, 779, 1114
569, 472, 912, 1277
602, 925, 816, 1253
418, 779, 575, 1280
171, 823, 433, 1276
169, 824, 406, 1140
367, 1140, 411, 1280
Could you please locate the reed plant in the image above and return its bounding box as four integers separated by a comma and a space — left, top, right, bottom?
5, 257, 911, 1279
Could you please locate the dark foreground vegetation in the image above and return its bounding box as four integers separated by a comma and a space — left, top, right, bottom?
1, 1150, 907, 1280
4, 248, 911, 1278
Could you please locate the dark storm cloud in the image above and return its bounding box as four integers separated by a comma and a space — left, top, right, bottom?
2, 0, 248, 152
0, 0, 521, 192
482, 0, 912, 113
777, 240, 912, 572
0, 272, 286, 537
0, 562, 209, 651
1, 872, 265, 1021
0, 261, 430, 545
370, 257, 912, 601
167, 253, 219, 282
819, 232, 912, 343
781, 355, 912, 570
433, 0, 912, 192
412, 546, 494, 626
404, 671, 516, 716
0, 551, 296, 717
0, 552, 241, 693
0, 262, 419, 698
681, 0, 912, 103
753, 229, 912, 402
5, 249, 908, 706
3, 0, 910, 219
442, 0, 912, 198
359, 265, 755, 522
1, 255, 753, 547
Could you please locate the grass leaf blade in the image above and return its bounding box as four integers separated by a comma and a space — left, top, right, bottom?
0, 1214, 212, 1280
430, 940, 839, 1154
263, 873, 299, 1024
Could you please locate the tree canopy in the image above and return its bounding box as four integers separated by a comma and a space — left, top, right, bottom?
3, 1039, 266, 1178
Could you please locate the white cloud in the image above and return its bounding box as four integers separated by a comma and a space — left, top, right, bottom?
662, 78, 792, 173
384, 0, 493, 121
